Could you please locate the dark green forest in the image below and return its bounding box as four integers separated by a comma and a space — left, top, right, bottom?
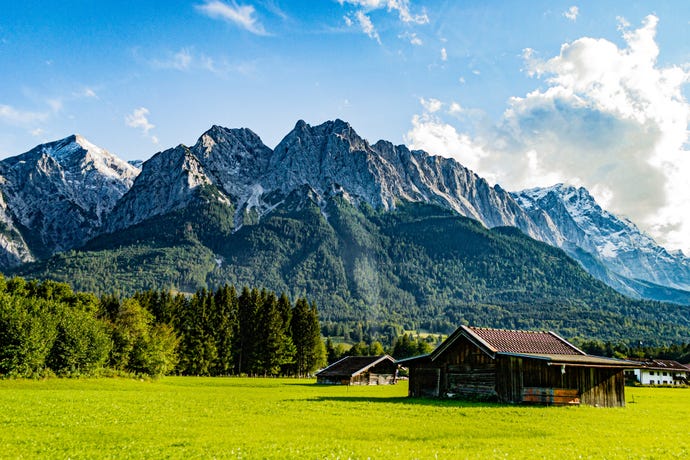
14, 193, 690, 346
0, 275, 326, 378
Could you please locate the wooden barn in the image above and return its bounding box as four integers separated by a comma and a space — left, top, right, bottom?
316, 355, 398, 385
401, 325, 634, 407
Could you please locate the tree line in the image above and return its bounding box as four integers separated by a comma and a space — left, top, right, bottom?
0, 275, 325, 378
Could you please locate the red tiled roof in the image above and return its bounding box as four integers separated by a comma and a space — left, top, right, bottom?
466, 326, 583, 355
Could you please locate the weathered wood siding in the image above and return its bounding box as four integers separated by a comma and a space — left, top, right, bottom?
496, 356, 625, 407
407, 335, 626, 407
434, 336, 498, 399
576, 367, 625, 407
408, 367, 440, 397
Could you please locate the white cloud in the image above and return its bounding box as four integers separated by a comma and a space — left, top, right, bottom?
405, 112, 486, 173
419, 97, 442, 113
406, 15, 690, 253
563, 6, 579, 21
339, 0, 428, 24
339, 0, 428, 41
354, 11, 380, 43
196, 0, 268, 35
441, 47, 447, 61
83, 88, 98, 98
152, 48, 193, 71
399, 31, 422, 45
125, 107, 158, 144
0, 104, 49, 125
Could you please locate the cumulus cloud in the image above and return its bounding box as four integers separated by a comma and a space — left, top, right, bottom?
196, 0, 268, 35
563, 6, 579, 21
125, 107, 158, 144
406, 15, 690, 253
407, 112, 486, 173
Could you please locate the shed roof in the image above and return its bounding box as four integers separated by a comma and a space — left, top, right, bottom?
468, 326, 583, 355
428, 325, 635, 368
432, 325, 584, 360
316, 355, 396, 378
498, 353, 635, 368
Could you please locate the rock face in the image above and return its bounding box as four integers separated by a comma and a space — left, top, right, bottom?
106, 119, 545, 239
265, 120, 545, 235
106, 145, 216, 232
512, 184, 690, 299
0, 135, 139, 262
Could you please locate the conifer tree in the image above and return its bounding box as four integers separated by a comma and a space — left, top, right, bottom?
212, 284, 237, 376
178, 290, 217, 375
257, 292, 294, 375
235, 287, 259, 375
290, 298, 325, 377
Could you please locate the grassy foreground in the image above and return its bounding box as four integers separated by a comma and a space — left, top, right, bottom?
0, 378, 688, 459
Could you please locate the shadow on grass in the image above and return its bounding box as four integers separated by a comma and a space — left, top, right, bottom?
307, 395, 502, 409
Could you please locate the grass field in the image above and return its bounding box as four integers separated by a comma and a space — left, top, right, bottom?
0, 377, 688, 459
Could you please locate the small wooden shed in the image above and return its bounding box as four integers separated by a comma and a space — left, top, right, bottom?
402, 325, 634, 407
316, 355, 398, 385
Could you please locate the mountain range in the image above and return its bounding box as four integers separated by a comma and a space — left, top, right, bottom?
3, 119, 690, 343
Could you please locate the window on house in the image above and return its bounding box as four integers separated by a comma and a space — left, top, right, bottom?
650, 371, 655, 375
663, 372, 668, 376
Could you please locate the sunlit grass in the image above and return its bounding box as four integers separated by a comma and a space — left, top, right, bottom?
0, 377, 687, 458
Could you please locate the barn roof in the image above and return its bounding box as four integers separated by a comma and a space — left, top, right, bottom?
432, 325, 584, 359
427, 325, 635, 368
467, 326, 584, 355
316, 355, 396, 378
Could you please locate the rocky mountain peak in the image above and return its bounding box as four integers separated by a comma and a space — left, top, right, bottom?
191, 125, 272, 199
0, 135, 140, 259
512, 183, 690, 296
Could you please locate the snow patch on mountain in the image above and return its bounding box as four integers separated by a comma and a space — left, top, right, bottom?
512, 184, 690, 293
0, 135, 139, 260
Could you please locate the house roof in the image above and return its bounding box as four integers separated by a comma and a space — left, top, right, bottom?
427, 325, 635, 368
316, 355, 396, 378
633, 359, 690, 372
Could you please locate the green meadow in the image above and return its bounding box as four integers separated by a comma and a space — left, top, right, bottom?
0, 378, 687, 459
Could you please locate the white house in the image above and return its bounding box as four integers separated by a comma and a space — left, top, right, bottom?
626, 359, 689, 385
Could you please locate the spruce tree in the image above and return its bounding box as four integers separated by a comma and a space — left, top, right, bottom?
234, 287, 259, 375
290, 298, 325, 377
213, 284, 237, 376
257, 292, 294, 376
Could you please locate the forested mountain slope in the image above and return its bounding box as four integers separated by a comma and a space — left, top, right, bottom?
17, 197, 690, 345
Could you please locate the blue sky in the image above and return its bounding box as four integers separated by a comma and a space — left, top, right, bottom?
2, 1, 690, 253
